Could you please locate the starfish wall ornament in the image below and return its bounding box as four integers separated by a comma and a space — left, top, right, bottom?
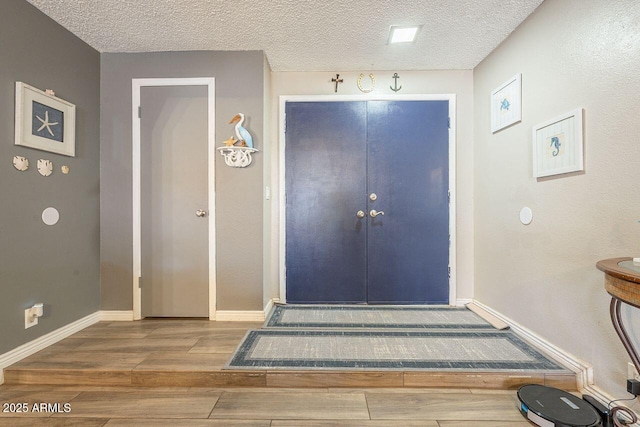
223, 135, 238, 146
36, 110, 58, 137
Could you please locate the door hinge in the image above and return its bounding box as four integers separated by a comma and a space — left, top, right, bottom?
448, 266, 451, 278
138, 106, 142, 118
448, 117, 450, 129
138, 276, 142, 288
448, 191, 451, 204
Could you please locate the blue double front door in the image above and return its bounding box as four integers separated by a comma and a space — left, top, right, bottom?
285, 100, 449, 304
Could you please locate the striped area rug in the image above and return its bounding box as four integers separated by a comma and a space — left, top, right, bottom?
226, 305, 564, 371
264, 305, 496, 330
225, 329, 567, 371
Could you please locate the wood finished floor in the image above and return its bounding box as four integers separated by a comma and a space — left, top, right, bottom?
0, 385, 533, 426
1, 319, 576, 424
3, 319, 577, 390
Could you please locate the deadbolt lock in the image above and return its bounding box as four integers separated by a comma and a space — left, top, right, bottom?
356, 210, 366, 219
369, 193, 377, 201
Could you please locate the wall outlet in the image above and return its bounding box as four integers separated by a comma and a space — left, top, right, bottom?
24, 308, 38, 329
628, 362, 640, 381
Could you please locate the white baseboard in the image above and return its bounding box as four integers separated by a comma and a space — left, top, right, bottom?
0, 311, 101, 385
455, 298, 473, 307
99, 310, 134, 321
0, 305, 265, 384
473, 301, 640, 418
213, 299, 280, 322
264, 298, 279, 316
214, 310, 266, 322
472, 300, 593, 389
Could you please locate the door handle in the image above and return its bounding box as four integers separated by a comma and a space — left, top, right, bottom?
369, 209, 384, 217
195, 209, 208, 218
356, 210, 366, 219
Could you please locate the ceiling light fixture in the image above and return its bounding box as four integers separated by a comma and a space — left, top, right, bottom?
387, 25, 422, 44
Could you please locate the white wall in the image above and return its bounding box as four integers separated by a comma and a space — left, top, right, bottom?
474, 0, 640, 397
267, 71, 475, 304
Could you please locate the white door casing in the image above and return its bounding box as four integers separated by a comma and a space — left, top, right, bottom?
278, 94, 457, 305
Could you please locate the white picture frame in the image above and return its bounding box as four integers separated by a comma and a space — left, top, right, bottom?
532, 108, 584, 178
491, 73, 522, 133
15, 82, 76, 157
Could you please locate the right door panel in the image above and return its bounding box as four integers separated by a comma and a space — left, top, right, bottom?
366, 100, 450, 304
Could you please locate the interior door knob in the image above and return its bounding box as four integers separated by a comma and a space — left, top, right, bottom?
356, 210, 366, 219
196, 209, 208, 217
370, 209, 384, 217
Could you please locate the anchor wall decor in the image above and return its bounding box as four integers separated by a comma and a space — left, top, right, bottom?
390, 73, 402, 92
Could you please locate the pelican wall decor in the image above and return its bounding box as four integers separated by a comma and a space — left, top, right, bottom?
229, 113, 253, 148
217, 112, 258, 168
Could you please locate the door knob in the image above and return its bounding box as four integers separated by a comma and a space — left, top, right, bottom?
369, 209, 384, 217
356, 210, 366, 219
195, 209, 208, 217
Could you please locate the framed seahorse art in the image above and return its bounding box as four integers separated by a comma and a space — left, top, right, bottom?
532, 108, 584, 178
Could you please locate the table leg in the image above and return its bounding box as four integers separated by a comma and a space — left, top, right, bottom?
610, 297, 640, 375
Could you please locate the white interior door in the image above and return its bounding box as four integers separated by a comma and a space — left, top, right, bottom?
140, 85, 209, 317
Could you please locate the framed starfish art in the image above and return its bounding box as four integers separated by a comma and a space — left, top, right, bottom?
15, 82, 76, 157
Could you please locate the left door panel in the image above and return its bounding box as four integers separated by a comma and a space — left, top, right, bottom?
285, 102, 368, 303
141, 86, 209, 317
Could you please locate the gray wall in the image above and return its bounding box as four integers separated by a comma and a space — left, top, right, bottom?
474, 0, 640, 397
0, 0, 100, 354
100, 51, 265, 311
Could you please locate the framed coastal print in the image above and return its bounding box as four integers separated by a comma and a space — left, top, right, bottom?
15, 82, 76, 157
491, 73, 522, 133
532, 108, 584, 178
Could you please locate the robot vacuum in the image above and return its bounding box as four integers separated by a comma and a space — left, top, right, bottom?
518, 384, 602, 427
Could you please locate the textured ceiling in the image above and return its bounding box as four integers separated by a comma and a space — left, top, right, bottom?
27, 0, 543, 71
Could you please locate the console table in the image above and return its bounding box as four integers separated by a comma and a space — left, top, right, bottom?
596, 257, 640, 374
